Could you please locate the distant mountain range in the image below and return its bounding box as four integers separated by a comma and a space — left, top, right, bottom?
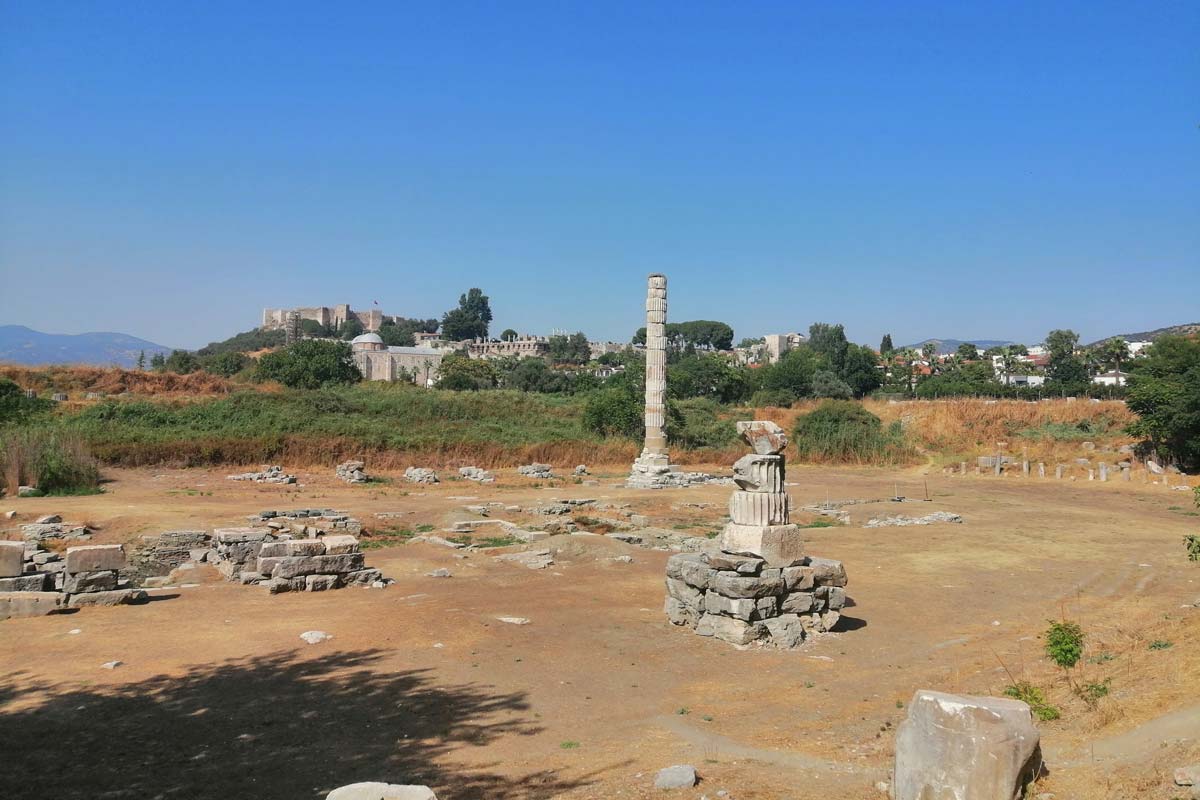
0, 325, 173, 368
899, 338, 1014, 355
1086, 323, 1200, 347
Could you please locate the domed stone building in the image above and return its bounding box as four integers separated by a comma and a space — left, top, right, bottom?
351, 333, 444, 387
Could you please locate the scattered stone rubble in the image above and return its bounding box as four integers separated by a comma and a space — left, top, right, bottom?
459, 466, 495, 483
227, 465, 297, 484
209, 527, 384, 593
1, 541, 147, 620
494, 548, 554, 569
574, 464, 589, 476
665, 421, 849, 649
894, 690, 1043, 800
326, 783, 436, 800
249, 508, 363, 535
865, 511, 963, 528
335, 460, 370, 483
517, 463, 555, 479
404, 467, 440, 484
20, 520, 91, 543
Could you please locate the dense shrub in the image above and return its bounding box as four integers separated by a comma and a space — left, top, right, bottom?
748, 388, 795, 408
1125, 336, 1200, 470
0, 379, 52, 426
256, 340, 361, 389
1, 428, 100, 495
582, 389, 642, 439
791, 400, 916, 465
670, 398, 737, 449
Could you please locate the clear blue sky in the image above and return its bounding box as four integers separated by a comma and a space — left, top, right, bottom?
2, 1, 1197, 350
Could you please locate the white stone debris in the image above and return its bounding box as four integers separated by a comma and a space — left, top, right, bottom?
404, 467, 440, 484
865, 512, 963, 528
654, 765, 698, 789
325, 783, 438, 800
496, 616, 530, 625
101, 660, 123, 670
226, 465, 296, 484
894, 690, 1042, 800
300, 630, 332, 644
518, 463, 555, 479
458, 466, 495, 483
335, 460, 370, 483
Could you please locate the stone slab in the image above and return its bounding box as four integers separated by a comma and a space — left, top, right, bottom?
0, 591, 65, 620
67, 589, 148, 608
0, 540, 25, 578
65, 544, 125, 574
718, 523, 804, 567
271, 553, 364, 579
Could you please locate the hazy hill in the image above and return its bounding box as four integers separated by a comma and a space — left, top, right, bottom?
899, 338, 1014, 355
1087, 323, 1200, 347
0, 325, 173, 368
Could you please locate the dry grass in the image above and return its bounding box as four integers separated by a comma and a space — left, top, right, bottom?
0, 365, 238, 397
744, 398, 1136, 464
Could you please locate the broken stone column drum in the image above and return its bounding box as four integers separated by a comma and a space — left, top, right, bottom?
718, 421, 804, 566
643, 273, 668, 458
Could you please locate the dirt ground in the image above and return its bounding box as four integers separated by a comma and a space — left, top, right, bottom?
2, 462, 1198, 800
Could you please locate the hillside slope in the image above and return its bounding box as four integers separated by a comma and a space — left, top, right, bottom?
0, 325, 173, 368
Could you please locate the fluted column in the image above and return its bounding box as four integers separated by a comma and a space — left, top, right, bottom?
644, 273, 668, 456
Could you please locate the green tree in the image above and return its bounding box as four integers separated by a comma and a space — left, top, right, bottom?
548, 332, 591, 365
808, 323, 849, 374
378, 321, 415, 347
299, 319, 331, 338
1098, 337, 1130, 384
149, 352, 166, 370
758, 346, 821, 398
163, 350, 200, 374
582, 388, 643, 438
135, 351, 146, 371
812, 370, 853, 399
441, 288, 492, 341
738, 337, 765, 349
339, 319, 365, 340
501, 329, 518, 342
669, 353, 750, 403
0, 379, 51, 425
256, 340, 362, 389
1125, 336, 1200, 470
201, 351, 252, 378
956, 342, 979, 361
841, 344, 882, 397
435, 352, 498, 390
1045, 329, 1089, 386
879, 334, 894, 357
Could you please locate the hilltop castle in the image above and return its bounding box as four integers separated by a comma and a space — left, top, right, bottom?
262, 304, 383, 332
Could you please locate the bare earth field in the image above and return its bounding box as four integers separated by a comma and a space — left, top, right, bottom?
2, 463, 1198, 800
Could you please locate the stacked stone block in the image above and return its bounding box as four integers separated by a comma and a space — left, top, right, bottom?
226, 465, 297, 484
248, 508, 363, 536
665, 551, 847, 648
132, 529, 212, 577
209, 527, 383, 593
664, 420, 850, 649
629, 274, 674, 488
2, 542, 147, 620
336, 460, 370, 483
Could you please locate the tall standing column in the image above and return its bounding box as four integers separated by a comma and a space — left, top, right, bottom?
629, 273, 673, 488
644, 273, 668, 456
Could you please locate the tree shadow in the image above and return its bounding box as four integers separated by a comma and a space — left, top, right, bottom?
0, 649, 594, 799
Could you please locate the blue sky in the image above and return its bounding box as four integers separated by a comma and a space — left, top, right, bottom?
1, 1, 1197, 350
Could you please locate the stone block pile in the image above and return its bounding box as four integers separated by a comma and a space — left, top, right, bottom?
20, 520, 91, 543
335, 460, 370, 483
132, 529, 212, 577
248, 508, 363, 536
404, 467, 439, 484
459, 466, 495, 483
208, 527, 384, 593
227, 465, 297, 484
517, 463, 555, 479
1, 541, 146, 620
664, 420, 850, 649
665, 551, 846, 647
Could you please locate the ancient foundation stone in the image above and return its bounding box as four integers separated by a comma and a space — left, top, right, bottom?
0, 590, 66, 620
65, 544, 126, 574
0, 540, 25, 577
894, 690, 1042, 800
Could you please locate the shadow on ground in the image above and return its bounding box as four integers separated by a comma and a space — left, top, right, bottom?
0, 649, 594, 800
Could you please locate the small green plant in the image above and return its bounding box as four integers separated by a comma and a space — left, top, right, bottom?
475, 535, 521, 548
415, 524, 435, 533
360, 527, 416, 550
701, 714, 713, 722
1003, 682, 1060, 721
1148, 639, 1173, 650
804, 681, 815, 689
1045, 620, 1085, 669
801, 518, 841, 528
559, 741, 580, 749
1184, 535, 1200, 562
676, 707, 690, 715
1087, 651, 1116, 664
1077, 679, 1111, 705
895, 699, 905, 709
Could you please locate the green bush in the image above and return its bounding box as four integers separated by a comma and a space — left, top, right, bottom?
671, 398, 737, 449
1, 428, 100, 496
1045, 620, 1084, 669
791, 400, 916, 465
256, 340, 361, 389
748, 388, 795, 408
1003, 682, 1060, 721
582, 389, 642, 439
0, 379, 52, 426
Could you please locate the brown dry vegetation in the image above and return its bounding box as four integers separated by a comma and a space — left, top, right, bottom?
748, 398, 1137, 465
0, 365, 239, 397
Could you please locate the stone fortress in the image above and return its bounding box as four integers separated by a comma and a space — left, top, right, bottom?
262, 303, 384, 333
